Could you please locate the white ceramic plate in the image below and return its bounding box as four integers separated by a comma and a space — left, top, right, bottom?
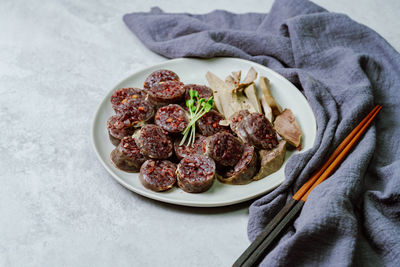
92, 57, 316, 207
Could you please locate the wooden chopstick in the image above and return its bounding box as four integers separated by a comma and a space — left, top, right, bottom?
233, 105, 382, 267
301, 105, 382, 201
293, 104, 381, 201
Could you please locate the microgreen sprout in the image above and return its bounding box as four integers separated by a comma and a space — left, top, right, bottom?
180, 89, 214, 146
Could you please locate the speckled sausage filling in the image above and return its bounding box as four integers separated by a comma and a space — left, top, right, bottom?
224, 144, 256, 177
155, 104, 188, 133
216, 143, 258, 185
143, 70, 180, 90
148, 81, 185, 106
184, 84, 213, 101
243, 113, 278, 150
107, 114, 135, 145
177, 155, 215, 193
113, 98, 154, 124
206, 132, 243, 167
139, 159, 177, 191
230, 110, 250, 133
174, 134, 206, 160
117, 136, 147, 162
111, 87, 147, 112
110, 136, 147, 172
136, 124, 173, 159
197, 110, 229, 136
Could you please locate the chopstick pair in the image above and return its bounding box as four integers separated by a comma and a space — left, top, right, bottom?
233, 105, 382, 267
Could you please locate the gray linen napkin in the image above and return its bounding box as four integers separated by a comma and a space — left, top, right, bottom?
123, 0, 400, 265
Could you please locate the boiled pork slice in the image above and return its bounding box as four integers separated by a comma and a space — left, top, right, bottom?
273, 109, 302, 148
253, 140, 286, 180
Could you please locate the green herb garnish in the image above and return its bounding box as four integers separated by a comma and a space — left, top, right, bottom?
180, 90, 214, 147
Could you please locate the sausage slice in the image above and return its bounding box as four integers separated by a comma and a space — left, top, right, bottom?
107, 114, 135, 146
197, 110, 230, 136
177, 155, 216, 193
143, 70, 180, 90
217, 144, 258, 185
110, 136, 147, 172
155, 104, 189, 133
240, 113, 278, 150
115, 98, 155, 127
205, 132, 243, 167
148, 81, 185, 107
139, 159, 177, 191
229, 110, 250, 134
111, 87, 147, 112
184, 84, 213, 102
135, 124, 173, 159
174, 134, 206, 160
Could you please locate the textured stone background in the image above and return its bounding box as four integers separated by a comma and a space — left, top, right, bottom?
1, 0, 399, 266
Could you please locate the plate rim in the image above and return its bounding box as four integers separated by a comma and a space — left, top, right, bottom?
91, 57, 316, 207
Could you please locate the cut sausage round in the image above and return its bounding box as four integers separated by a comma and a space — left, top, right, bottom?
177, 154, 216, 193
139, 159, 177, 192
110, 136, 147, 172
217, 144, 258, 185
197, 110, 230, 136
205, 132, 244, 167
114, 98, 155, 128
111, 87, 147, 112
184, 84, 213, 101
107, 114, 135, 146
155, 104, 189, 133
229, 110, 250, 134
174, 134, 206, 160
242, 113, 278, 150
148, 81, 185, 107
134, 124, 173, 159
143, 70, 180, 90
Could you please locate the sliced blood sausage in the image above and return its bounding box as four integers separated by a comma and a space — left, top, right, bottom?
139, 159, 177, 192
134, 124, 173, 159
115, 98, 155, 127
235, 121, 251, 144
111, 87, 147, 112
217, 144, 258, 185
174, 134, 206, 160
110, 135, 148, 172
229, 110, 250, 134
155, 104, 189, 133
177, 154, 216, 193
184, 84, 213, 101
148, 81, 185, 107
107, 114, 135, 146
242, 113, 278, 150
143, 70, 180, 90
197, 110, 230, 136
205, 132, 243, 167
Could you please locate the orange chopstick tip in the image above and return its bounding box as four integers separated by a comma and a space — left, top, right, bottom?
292, 105, 381, 201
292, 105, 382, 200
300, 105, 382, 201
